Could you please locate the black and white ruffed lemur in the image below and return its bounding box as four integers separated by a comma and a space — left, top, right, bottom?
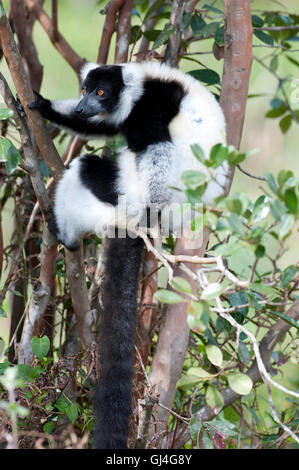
28, 61, 227, 449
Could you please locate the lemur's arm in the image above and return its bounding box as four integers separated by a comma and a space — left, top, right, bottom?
28, 92, 119, 139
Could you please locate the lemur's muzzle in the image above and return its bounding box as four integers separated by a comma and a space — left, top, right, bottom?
75, 95, 101, 118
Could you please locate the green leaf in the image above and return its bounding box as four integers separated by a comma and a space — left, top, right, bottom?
144, 0, 165, 21
153, 23, 176, 49
270, 55, 279, 72
201, 282, 223, 300
226, 199, 243, 215
279, 214, 294, 238
177, 374, 202, 390
185, 188, 203, 204
238, 343, 251, 365
190, 143, 205, 163
269, 199, 286, 221
181, 170, 207, 188
171, 276, 193, 295
0, 108, 13, 120
188, 367, 212, 380
154, 289, 185, 304
187, 301, 209, 331
227, 373, 253, 395
277, 169, 293, 187
43, 421, 56, 434
209, 143, 228, 167
251, 15, 264, 27
66, 403, 78, 423
190, 13, 206, 36
143, 29, 161, 41
264, 172, 278, 195
214, 25, 224, 46
254, 29, 274, 45
130, 25, 142, 44
270, 311, 299, 329
229, 292, 249, 323
188, 69, 220, 85
0, 138, 21, 174
206, 344, 223, 367
189, 417, 202, 441
284, 188, 298, 213
55, 395, 78, 423
227, 213, 245, 236
265, 105, 287, 118
17, 364, 41, 382
0, 138, 12, 162
255, 244, 265, 258
209, 416, 238, 437
31, 336, 50, 359
205, 384, 224, 412
281, 265, 297, 287
227, 149, 246, 166
279, 114, 292, 134
0, 307, 7, 318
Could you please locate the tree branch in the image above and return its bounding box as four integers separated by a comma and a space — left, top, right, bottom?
97, 0, 126, 65
220, 0, 253, 195
9, 0, 44, 91
23, 0, 84, 76
115, 0, 132, 63
164, 0, 186, 67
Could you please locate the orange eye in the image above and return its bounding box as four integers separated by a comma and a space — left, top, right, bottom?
97, 89, 104, 96
82, 88, 86, 95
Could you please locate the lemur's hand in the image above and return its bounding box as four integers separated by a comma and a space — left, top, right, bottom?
27, 91, 51, 117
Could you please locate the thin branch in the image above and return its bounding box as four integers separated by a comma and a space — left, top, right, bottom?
51, 0, 58, 41
164, 0, 186, 67
97, 0, 126, 65
24, 0, 84, 77
237, 164, 266, 181
259, 25, 299, 32
220, 0, 253, 194
9, 0, 44, 91
115, 0, 132, 64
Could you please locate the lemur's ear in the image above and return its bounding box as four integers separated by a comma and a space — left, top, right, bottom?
80, 62, 99, 83
121, 63, 144, 89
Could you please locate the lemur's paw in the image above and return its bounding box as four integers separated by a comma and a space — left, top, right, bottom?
27, 91, 51, 115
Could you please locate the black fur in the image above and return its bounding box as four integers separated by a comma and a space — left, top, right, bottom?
121, 78, 185, 153
93, 234, 144, 449
28, 91, 119, 137
79, 154, 119, 206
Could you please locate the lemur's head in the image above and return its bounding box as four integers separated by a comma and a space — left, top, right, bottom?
76, 65, 124, 118
76, 62, 144, 123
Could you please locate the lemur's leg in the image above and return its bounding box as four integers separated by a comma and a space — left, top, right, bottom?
27, 92, 119, 139
51, 154, 119, 251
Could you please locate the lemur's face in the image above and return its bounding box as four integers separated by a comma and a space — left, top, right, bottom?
76, 65, 125, 118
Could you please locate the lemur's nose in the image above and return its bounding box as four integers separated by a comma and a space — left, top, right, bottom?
76, 104, 84, 114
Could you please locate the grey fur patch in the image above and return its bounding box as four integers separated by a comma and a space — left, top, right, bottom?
137, 142, 176, 207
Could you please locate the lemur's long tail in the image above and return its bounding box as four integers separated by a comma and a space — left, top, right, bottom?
93, 235, 144, 449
